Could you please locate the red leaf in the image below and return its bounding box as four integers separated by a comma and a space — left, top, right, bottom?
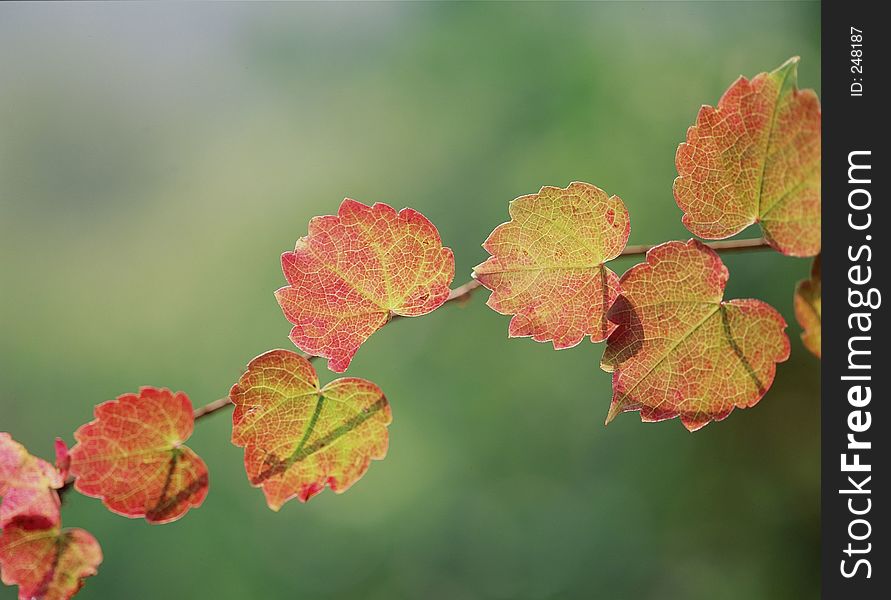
674, 57, 821, 256
69, 387, 209, 524
0, 521, 101, 600
230, 349, 392, 510
275, 199, 455, 372
794, 254, 821, 358
0, 434, 63, 531
54, 439, 70, 483
601, 240, 790, 431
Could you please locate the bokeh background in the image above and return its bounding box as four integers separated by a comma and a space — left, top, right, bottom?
1, 2, 820, 599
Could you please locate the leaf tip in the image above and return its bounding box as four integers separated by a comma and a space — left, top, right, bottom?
778, 55, 801, 71
604, 400, 624, 426
338, 197, 364, 213
680, 415, 710, 432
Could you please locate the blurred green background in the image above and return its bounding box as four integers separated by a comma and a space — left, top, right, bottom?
1, 2, 820, 599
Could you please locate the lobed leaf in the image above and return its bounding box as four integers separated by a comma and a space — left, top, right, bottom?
275, 199, 455, 373
230, 349, 392, 510
674, 57, 821, 257
0, 434, 63, 530
69, 387, 209, 524
601, 240, 790, 431
0, 521, 101, 600
473, 182, 629, 348
794, 254, 821, 358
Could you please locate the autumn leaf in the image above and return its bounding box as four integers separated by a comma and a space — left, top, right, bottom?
674, 57, 821, 257
69, 387, 209, 524
794, 254, 821, 358
54, 439, 70, 483
275, 199, 455, 373
601, 240, 790, 431
0, 521, 101, 600
473, 182, 629, 348
230, 349, 392, 510
0, 439, 98, 598
0, 433, 63, 530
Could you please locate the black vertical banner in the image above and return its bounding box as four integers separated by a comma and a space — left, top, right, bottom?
822, 1, 887, 597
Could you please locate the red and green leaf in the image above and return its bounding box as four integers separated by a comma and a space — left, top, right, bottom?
473, 182, 629, 348
0, 434, 63, 530
794, 254, 821, 358
230, 349, 392, 510
276, 199, 455, 373
0, 522, 101, 600
674, 57, 821, 257
69, 387, 209, 524
601, 240, 790, 431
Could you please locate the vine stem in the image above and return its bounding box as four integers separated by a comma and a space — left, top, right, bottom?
192, 236, 770, 421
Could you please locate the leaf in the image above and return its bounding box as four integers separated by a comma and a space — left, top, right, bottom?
601, 240, 790, 431
275, 199, 455, 373
0, 434, 63, 530
54, 439, 70, 483
230, 349, 392, 510
674, 57, 821, 257
69, 387, 209, 524
0, 521, 101, 600
794, 254, 821, 358
473, 182, 629, 348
